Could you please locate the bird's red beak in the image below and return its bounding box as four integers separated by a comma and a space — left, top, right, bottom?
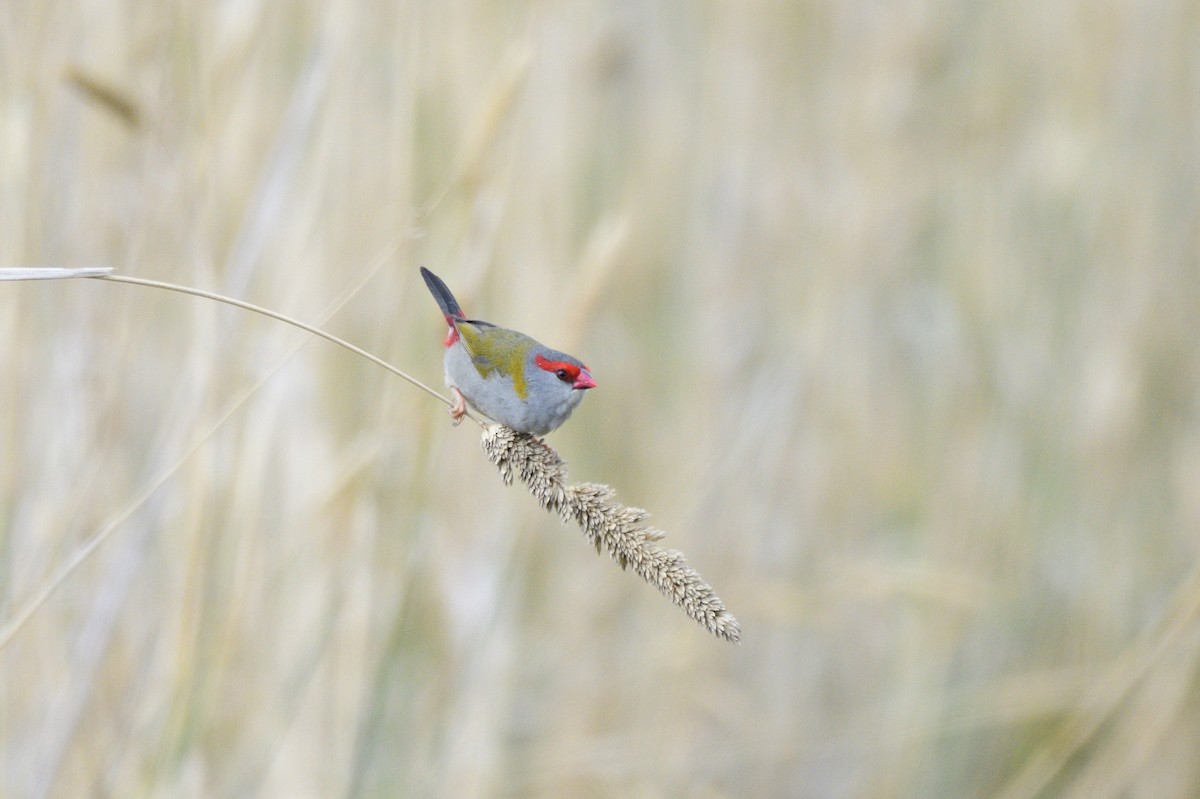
573, 370, 597, 390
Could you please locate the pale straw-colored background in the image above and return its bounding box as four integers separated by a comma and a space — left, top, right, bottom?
3, 2, 1200, 797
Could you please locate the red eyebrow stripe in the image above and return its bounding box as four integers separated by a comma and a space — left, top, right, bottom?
534, 354, 580, 379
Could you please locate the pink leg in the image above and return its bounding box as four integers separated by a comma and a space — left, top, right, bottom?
449, 387, 467, 426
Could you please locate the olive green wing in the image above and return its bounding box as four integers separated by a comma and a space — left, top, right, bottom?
454, 321, 533, 399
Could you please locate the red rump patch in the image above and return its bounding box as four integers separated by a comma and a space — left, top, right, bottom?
535, 354, 581, 380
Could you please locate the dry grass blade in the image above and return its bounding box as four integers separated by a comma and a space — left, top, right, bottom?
482, 425, 741, 643
63, 65, 141, 129
0, 267, 114, 280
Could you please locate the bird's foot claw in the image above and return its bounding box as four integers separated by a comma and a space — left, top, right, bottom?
448, 388, 467, 426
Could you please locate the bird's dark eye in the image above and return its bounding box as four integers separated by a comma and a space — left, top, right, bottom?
537, 354, 581, 383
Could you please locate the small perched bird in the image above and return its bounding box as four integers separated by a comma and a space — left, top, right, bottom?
420, 267, 596, 435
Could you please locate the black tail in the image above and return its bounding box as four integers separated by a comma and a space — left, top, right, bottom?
420, 267, 465, 320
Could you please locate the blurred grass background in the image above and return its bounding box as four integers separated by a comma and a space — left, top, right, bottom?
3, 1, 1200, 797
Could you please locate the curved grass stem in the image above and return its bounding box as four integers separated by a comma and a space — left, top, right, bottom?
92, 273, 478, 424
